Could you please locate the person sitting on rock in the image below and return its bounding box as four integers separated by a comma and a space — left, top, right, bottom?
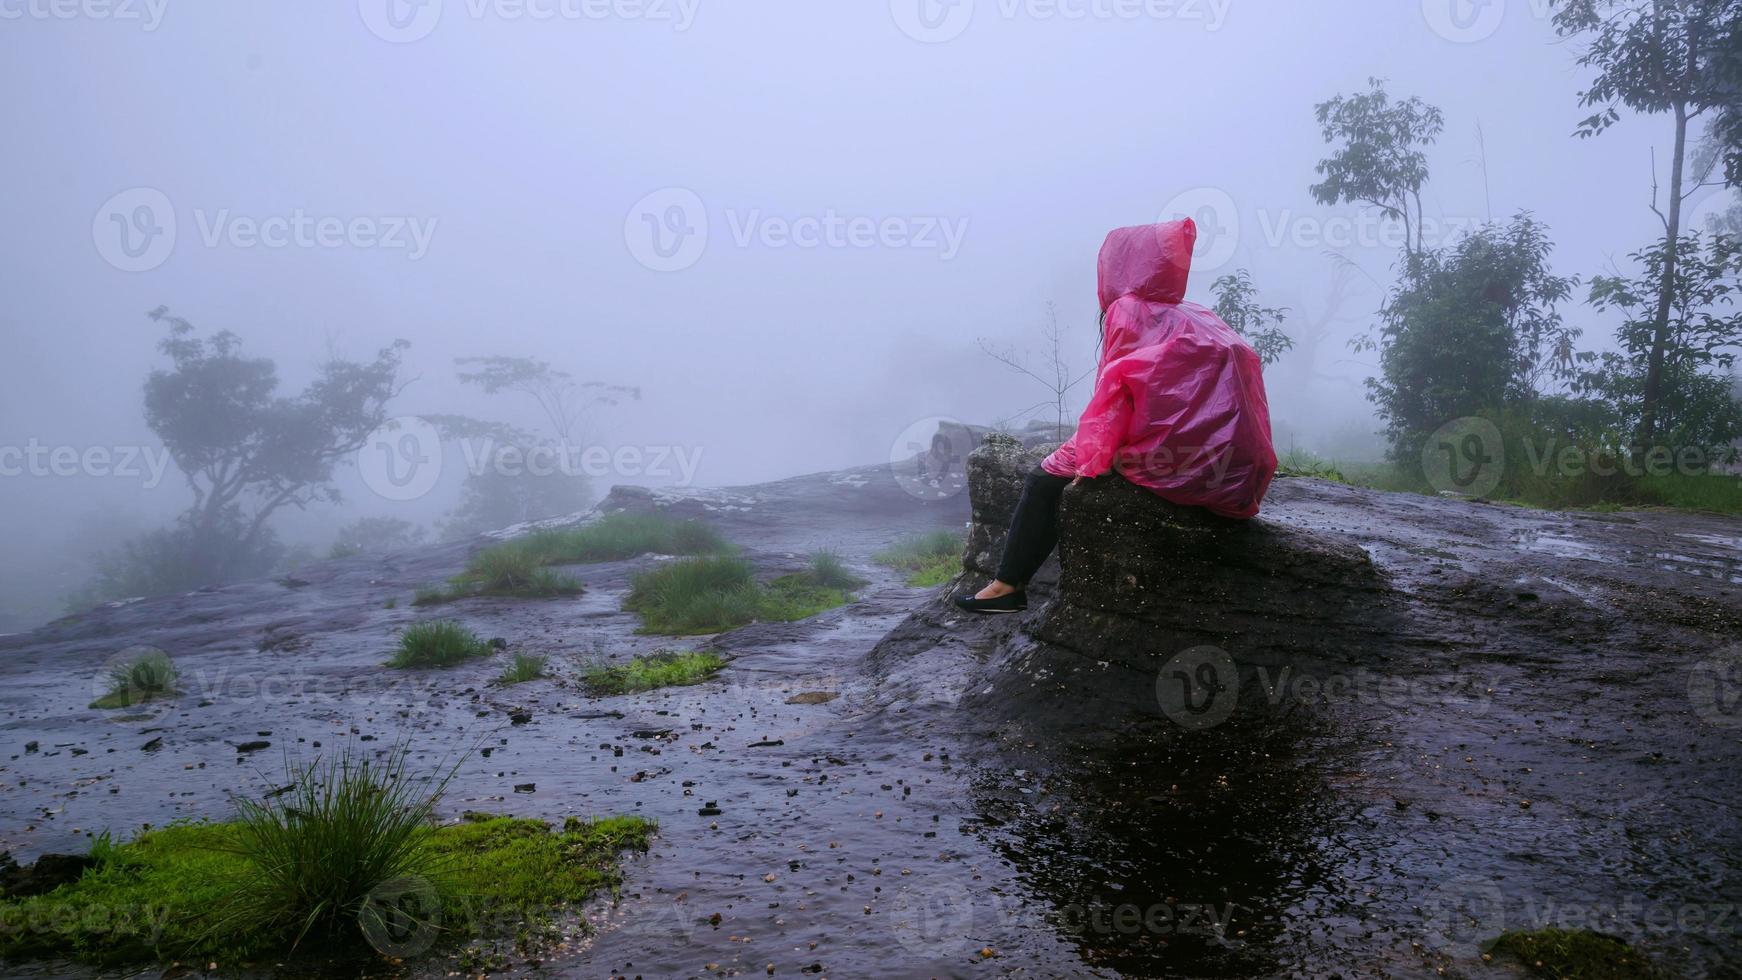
955, 217, 1278, 614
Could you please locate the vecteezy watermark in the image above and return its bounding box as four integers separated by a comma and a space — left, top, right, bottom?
356, 415, 706, 501
358, 0, 700, 43
1421, 879, 1738, 957
1421, 875, 1507, 956
1689, 645, 1742, 729
624, 187, 970, 272
1157, 645, 1494, 729
0, 0, 169, 29
1056, 898, 1236, 939
888, 882, 982, 957
888, 416, 975, 502
1421, 417, 1505, 498
92, 188, 439, 272
0, 440, 173, 488
359, 876, 442, 958
90, 646, 176, 721
890, 0, 1231, 43
1421, 415, 1742, 498
1160, 186, 1487, 275
1419, 0, 1555, 44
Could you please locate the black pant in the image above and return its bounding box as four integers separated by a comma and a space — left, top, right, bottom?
995, 467, 1072, 587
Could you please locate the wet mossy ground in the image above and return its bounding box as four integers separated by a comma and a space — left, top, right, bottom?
0, 814, 653, 969
1490, 928, 1665, 979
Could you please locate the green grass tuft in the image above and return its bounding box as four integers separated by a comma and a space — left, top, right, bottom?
583, 650, 726, 695
1489, 928, 1664, 979
89, 649, 178, 709
799, 548, 868, 589
495, 653, 547, 685
874, 531, 964, 586
389, 621, 491, 668
624, 557, 853, 635
518, 513, 729, 565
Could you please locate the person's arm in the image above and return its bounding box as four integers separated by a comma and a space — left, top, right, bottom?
1070, 353, 1138, 479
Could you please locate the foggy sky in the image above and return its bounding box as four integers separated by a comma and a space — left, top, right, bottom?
2, 0, 1730, 625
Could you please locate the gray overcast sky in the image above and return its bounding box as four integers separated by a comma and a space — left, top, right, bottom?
1, 0, 1727, 618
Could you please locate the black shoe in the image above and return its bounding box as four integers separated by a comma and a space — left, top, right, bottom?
953, 591, 1027, 614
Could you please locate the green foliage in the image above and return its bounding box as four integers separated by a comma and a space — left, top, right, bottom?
799, 549, 868, 590
582, 650, 726, 695
1579, 232, 1742, 456
221, 744, 457, 950
1364, 214, 1580, 458
141, 308, 407, 585
1310, 78, 1444, 256
89, 649, 178, 709
0, 754, 653, 967
496, 653, 547, 685
1276, 447, 1346, 483
874, 531, 965, 587
1212, 269, 1295, 367
1490, 927, 1664, 979
624, 556, 852, 635
389, 621, 491, 668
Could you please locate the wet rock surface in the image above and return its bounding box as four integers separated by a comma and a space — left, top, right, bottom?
0, 449, 1739, 977
871, 436, 1742, 977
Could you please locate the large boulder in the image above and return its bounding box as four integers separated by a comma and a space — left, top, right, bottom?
872, 433, 1395, 738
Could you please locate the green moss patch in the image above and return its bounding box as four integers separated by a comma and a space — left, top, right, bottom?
1490, 928, 1664, 979
0, 815, 653, 968
583, 650, 726, 696
514, 512, 729, 564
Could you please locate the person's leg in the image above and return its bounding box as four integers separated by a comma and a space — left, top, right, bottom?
978, 467, 1071, 597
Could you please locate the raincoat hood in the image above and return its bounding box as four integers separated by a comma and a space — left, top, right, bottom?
1097, 217, 1196, 311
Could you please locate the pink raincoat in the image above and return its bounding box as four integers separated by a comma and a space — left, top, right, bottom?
1041, 218, 1278, 519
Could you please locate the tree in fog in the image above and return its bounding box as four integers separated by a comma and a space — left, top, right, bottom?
1581, 230, 1742, 457
438, 356, 639, 538
329, 516, 426, 558
79, 309, 408, 601
1212, 270, 1295, 367
1551, 0, 1742, 445
1362, 215, 1581, 455
1310, 79, 1444, 260
978, 301, 1093, 436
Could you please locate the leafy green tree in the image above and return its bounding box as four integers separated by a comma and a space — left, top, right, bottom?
1310, 79, 1445, 259
1580, 231, 1742, 455
1212, 270, 1295, 367
1551, 0, 1742, 444
1363, 215, 1580, 455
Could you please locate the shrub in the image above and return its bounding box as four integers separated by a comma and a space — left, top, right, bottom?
583, 650, 725, 695
389, 621, 490, 668
89, 649, 178, 709
496, 653, 547, 685
221, 744, 456, 950
874, 531, 964, 586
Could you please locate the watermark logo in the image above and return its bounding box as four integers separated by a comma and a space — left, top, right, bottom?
1422, 416, 1504, 498
1689, 646, 1742, 729
890, 0, 974, 42
889, 416, 973, 501
625, 187, 709, 272
1156, 645, 1238, 730
358, 416, 444, 502
0, 0, 169, 29
1421, 876, 1506, 955
1688, 189, 1741, 239
1421, 0, 1505, 43
358, 876, 441, 957
1161, 187, 1238, 273
0, 440, 172, 488
93, 188, 176, 273
359, 0, 443, 42
889, 882, 979, 957
90, 646, 176, 722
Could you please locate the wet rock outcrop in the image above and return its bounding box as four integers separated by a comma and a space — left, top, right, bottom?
876, 434, 1396, 736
